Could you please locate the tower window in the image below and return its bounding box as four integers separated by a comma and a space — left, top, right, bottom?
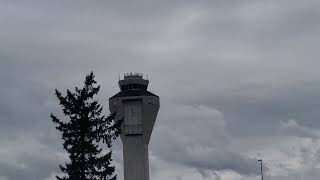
123, 100, 142, 135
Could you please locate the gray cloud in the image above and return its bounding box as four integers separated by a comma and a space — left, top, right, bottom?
149, 102, 260, 176
1, 0, 320, 179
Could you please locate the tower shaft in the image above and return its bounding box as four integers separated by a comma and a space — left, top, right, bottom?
123, 136, 149, 180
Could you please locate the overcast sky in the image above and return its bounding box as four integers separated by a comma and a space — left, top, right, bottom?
1, 1, 320, 180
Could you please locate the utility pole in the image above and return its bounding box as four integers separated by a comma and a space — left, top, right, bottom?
258, 159, 264, 180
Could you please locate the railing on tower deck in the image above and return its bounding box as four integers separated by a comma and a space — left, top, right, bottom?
124, 72, 144, 79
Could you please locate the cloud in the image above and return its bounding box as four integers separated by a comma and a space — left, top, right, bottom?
150, 102, 259, 176
280, 119, 320, 139
0, 136, 62, 180
1, 0, 320, 180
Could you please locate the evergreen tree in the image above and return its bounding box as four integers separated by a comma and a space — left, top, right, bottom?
51, 72, 121, 180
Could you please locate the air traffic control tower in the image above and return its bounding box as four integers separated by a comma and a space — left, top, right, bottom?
109, 73, 160, 180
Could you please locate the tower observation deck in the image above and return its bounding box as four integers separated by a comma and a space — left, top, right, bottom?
111, 73, 158, 99
119, 72, 149, 91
